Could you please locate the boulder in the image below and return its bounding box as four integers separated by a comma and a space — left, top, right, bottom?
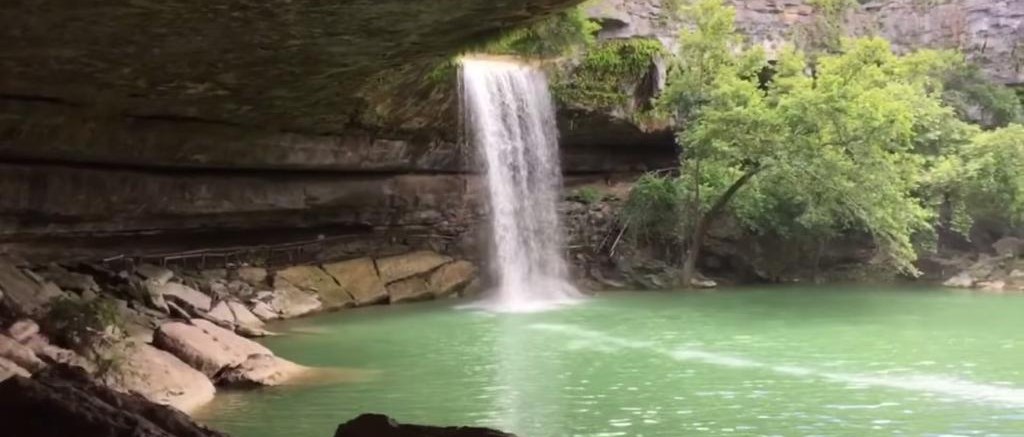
205, 301, 236, 328
7, 318, 40, 343
104, 343, 216, 413
140, 279, 171, 313
249, 301, 280, 321
237, 267, 268, 286
268, 287, 323, 318
155, 282, 212, 314
0, 334, 46, 372
0, 365, 228, 437
214, 354, 306, 387
334, 414, 515, 437
226, 280, 254, 297
943, 272, 975, 288
152, 319, 273, 377
0, 356, 31, 382
387, 277, 433, 304
323, 258, 389, 306
22, 334, 94, 373
199, 269, 228, 282
376, 251, 453, 284
37, 264, 100, 293
274, 266, 354, 308
0, 258, 65, 316
135, 264, 174, 286
978, 280, 1006, 292
227, 301, 265, 330
993, 237, 1024, 258
426, 261, 476, 297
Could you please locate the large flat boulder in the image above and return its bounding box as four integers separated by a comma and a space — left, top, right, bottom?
376, 251, 453, 284
268, 287, 323, 318
323, 258, 388, 306
227, 301, 265, 331
105, 343, 216, 413
0, 365, 228, 437
205, 301, 236, 328
154, 282, 212, 314
153, 319, 271, 377
275, 266, 354, 308
427, 261, 477, 297
334, 414, 515, 437
214, 354, 306, 388
387, 277, 433, 304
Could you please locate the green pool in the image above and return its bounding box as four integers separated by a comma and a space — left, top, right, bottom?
199, 287, 1024, 436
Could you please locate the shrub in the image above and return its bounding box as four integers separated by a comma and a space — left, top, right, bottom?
573, 186, 604, 204
552, 38, 666, 112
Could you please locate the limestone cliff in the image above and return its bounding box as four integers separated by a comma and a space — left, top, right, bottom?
587, 0, 1023, 85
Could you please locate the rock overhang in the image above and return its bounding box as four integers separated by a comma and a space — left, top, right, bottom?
0, 0, 585, 134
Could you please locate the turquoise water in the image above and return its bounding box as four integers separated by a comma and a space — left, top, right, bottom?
199, 287, 1024, 436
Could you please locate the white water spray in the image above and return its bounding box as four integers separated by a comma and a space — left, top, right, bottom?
460, 58, 580, 312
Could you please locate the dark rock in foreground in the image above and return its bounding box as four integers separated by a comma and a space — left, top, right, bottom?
335, 414, 516, 437
0, 364, 227, 437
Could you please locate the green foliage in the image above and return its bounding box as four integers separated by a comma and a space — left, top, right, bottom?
623, 174, 689, 247
43, 297, 124, 352
572, 186, 604, 205
637, 0, 971, 276
551, 38, 666, 111
953, 124, 1024, 227
904, 52, 1024, 127
486, 8, 600, 58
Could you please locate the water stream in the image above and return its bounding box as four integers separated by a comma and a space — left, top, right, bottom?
460, 58, 579, 312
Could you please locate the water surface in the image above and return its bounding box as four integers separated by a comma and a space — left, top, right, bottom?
200, 287, 1024, 436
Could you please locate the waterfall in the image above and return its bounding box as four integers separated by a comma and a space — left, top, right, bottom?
460, 58, 580, 313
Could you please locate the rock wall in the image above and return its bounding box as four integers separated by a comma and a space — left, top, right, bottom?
587, 0, 1024, 85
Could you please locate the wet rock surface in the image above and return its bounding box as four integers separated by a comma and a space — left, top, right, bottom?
334, 414, 516, 437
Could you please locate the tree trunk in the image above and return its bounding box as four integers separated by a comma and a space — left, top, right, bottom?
681, 167, 763, 288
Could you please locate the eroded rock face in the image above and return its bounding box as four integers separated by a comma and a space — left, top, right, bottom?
334, 414, 516, 437
0, 365, 228, 437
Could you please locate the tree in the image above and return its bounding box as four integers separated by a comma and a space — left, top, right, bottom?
638, 0, 961, 286
939, 124, 1024, 232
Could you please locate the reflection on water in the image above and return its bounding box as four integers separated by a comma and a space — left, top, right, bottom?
201, 288, 1024, 437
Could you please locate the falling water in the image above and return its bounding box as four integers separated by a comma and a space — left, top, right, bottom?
460, 58, 580, 312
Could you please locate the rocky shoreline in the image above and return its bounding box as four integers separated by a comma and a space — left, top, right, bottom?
0, 249, 480, 414
1, 364, 512, 437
